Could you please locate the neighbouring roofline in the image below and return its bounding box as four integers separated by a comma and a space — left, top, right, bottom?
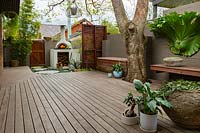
152, 0, 200, 8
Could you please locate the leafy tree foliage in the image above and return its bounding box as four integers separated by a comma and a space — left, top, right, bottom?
101, 20, 119, 34
3, 0, 40, 65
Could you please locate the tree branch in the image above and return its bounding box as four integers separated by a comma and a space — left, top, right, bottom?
111, 0, 128, 37
133, 0, 148, 25
45, 0, 66, 16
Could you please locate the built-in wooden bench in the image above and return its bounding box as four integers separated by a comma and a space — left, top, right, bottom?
96, 57, 127, 75
150, 64, 200, 77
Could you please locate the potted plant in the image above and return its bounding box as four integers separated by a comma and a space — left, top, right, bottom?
112, 63, 123, 78
133, 79, 172, 132
160, 80, 200, 129
121, 92, 138, 125
149, 12, 200, 66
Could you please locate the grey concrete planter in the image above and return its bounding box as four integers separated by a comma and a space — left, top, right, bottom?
139, 112, 157, 132
163, 57, 183, 67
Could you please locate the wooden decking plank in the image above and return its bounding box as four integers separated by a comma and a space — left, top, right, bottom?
0, 87, 6, 110
70, 73, 185, 133
32, 77, 96, 133
1, 71, 199, 133
15, 83, 24, 133
69, 76, 125, 112
52, 74, 142, 133
24, 80, 45, 133
71, 75, 125, 109
0, 87, 10, 133
71, 72, 129, 101
28, 78, 55, 133
35, 76, 84, 133
20, 82, 35, 133
39, 75, 108, 133
36, 78, 76, 133
5, 85, 16, 133
47, 75, 130, 133
55, 73, 181, 133
44, 75, 119, 133
30, 78, 66, 133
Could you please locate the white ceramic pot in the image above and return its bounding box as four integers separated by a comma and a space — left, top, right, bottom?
107, 73, 112, 78
140, 112, 157, 132
121, 114, 138, 125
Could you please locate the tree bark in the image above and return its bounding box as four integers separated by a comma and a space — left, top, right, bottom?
111, 0, 148, 82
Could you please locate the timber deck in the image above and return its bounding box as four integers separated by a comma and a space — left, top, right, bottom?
0, 71, 199, 133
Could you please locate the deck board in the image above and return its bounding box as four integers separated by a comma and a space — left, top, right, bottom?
0, 71, 199, 133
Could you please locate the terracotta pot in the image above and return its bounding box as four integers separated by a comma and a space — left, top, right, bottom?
11, 60, 19, 67
162, 90, 200, 129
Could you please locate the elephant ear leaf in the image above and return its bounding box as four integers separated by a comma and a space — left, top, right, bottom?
133, 79, 145, 94
147, 100, 157, 112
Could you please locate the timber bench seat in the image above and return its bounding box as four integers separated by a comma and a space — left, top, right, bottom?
150, 64, 200, 77
96, 57, 127, 75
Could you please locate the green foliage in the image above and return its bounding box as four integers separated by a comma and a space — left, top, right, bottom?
101, 20, 119, 34
112, 63, 123, 72
3, 15, 19, 40
123, 92, 137, 117
160, 80, 200, 96
124, 92, 135, 107
11, 39, 32, 65
149, 12, 200, 57
3, 0, 40, 65
69, 59, 81, 69
133, 79, 172, 115
19, 0, 40, 40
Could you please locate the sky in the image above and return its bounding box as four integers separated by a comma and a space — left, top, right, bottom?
33, 0, 137, 25
33, 0, 165, 25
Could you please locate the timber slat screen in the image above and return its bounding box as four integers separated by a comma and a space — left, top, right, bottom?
0, 72, 199, 133
82, 24, 106, 68
30, 39, 45, 66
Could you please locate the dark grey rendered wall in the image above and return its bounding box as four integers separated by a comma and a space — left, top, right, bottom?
102, 34, 127, 58
102, 34, 200, 81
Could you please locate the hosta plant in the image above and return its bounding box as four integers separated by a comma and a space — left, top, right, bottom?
149, 12, 200, 57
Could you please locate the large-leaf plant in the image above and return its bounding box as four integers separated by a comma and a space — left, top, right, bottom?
149, 12, 200, 57
133, 79, 172, 115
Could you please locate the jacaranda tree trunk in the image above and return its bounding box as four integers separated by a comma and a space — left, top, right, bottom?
111, 0, 148, 82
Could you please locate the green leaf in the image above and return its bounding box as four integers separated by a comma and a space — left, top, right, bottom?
149, 12, 200, 57
144, 82, 153, 97
147, 100, 157, 112
155, 98, 173, 108
133, 79, 145, 94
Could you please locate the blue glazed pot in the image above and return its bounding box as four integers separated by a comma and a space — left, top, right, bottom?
113, 71, 123, 78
